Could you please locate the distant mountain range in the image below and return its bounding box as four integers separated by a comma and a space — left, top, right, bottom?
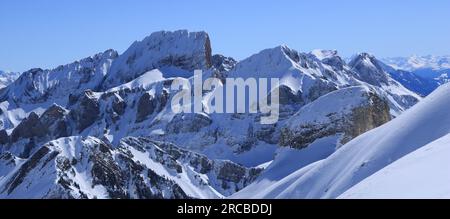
0, 30, 448, 199
382, 55, 450, 71
0, 71, 21, 89
382, 55, 450, 92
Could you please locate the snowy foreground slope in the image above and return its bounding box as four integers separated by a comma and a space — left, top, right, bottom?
340, 133, 450, 199
233, 83, 450, 199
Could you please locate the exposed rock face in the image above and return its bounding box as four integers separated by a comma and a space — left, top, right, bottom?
135, 93, 157, 123
0, 130, 9, 145
3, 104, 69, 158
1, 146, 53, 195
69, 90, 100, 132
166, 113, 212, 134
39, 104, 69, 139
280, 86, 391, 149
342, 92, 391, 144
278, 85, 304, 105
111, 94, 126, 116
10, 112, 46, 143
0, 136, 261, 198
305, 79, 338, 102
143, 139, 262, 195
102, 30, 213, 89
0, 137, 193, 199
0, 152, 19, 178
212, 54, 237, 72
9, 104, 69, 145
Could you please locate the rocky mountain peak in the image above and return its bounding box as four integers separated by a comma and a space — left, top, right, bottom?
212, 54, 237, 72
311, 49, 339, 61
349, 52, 390, 86
0, 50, 116, 105
101, 30, 213, 89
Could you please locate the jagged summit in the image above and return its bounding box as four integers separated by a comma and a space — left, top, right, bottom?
0, 49, 117, 106
101, 30, 213, 89
310, 49, 339, 60
348, 52, 390, 86
212, 54, 237, 73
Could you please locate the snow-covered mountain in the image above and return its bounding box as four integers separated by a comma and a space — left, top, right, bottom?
0, 49, 117, 106
382, 55, 450, 87
0, 29, 444, 199
380, 63, 438, 96
0, 50, 118, 131
383, 55, 450, 72
101, 30, 212, 89
347, 53, 421, 115
233, 82, 450, 199
0, 71, 21, 89
0, 136, 260, 198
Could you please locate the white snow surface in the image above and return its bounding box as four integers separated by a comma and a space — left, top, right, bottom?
340, 133, 450, 199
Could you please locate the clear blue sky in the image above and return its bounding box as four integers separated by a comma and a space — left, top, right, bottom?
1, 0, 449, 72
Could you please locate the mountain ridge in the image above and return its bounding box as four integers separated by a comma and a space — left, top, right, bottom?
0, 29, 445, 199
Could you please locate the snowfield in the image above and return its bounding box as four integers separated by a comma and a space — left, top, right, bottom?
340, 133, 450, 199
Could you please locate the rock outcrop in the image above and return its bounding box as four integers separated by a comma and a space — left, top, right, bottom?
166, 113, 212, 134
10, 112, 46, 143
280, 86, 391, 149
212, 54, 237, 72
135, 93, 157, 123
0, 136, 261, 199
69, 90, 100, 132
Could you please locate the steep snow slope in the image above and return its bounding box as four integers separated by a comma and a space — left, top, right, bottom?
233, 82, 450, 199
230, 136, 338, 199
340, 133, 450, 199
